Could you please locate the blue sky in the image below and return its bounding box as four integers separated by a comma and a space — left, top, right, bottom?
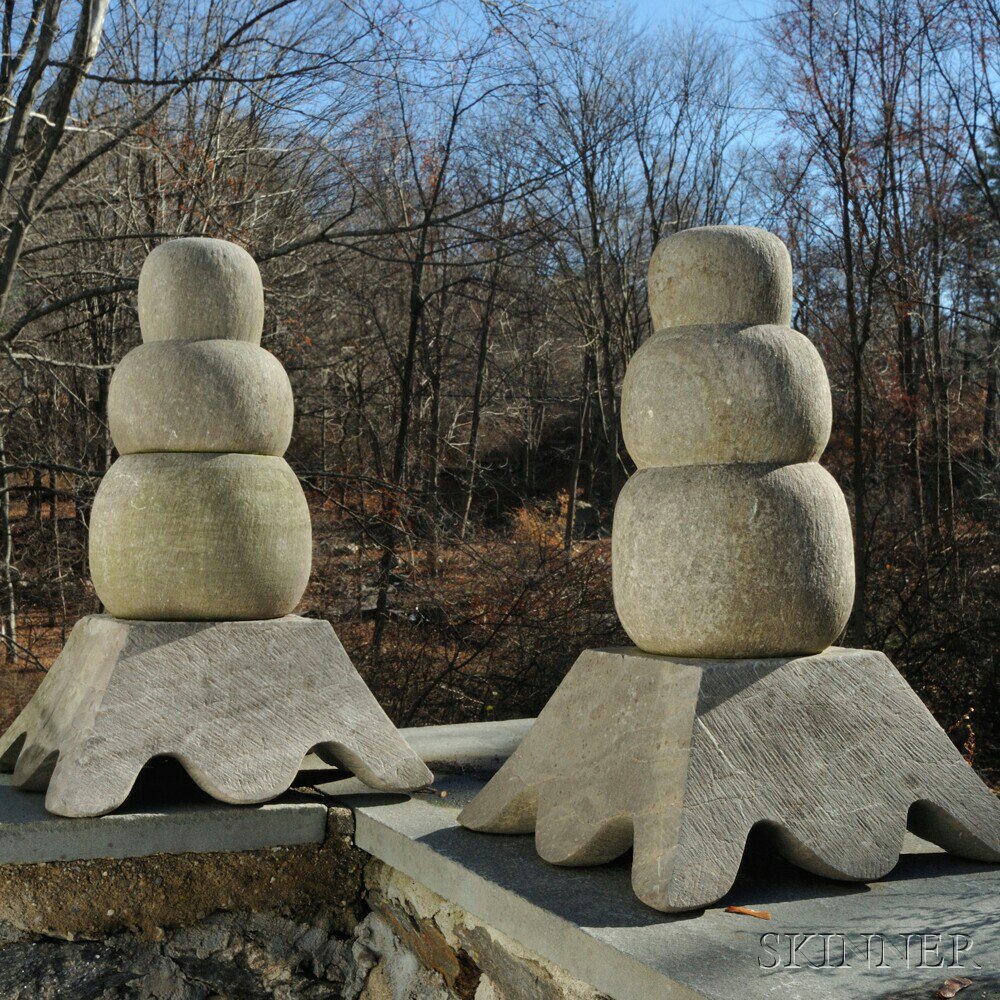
622, 0, 782, 152
625, 0, 772, 42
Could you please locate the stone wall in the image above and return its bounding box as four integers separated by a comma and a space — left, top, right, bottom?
0, 805, 607, 1000
357, 862, 606, 1000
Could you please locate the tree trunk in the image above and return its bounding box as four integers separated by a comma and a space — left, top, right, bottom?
371, 251, 427, 656
0, 420, 16, 663
564, 351, 593, 550
460, 274, 499, 539
850, 347, 867, 645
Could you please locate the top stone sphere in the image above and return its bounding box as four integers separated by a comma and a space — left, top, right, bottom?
648, 226, 792, 330
138, 238, 264, 344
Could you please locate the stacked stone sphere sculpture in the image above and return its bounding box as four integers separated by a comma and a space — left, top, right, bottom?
460, 225, 1000, 913
0, 238, 431, 817
92, 238, 311, 621
614, 226, 854, 657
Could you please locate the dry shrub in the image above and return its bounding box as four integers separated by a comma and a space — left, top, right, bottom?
357, 500, 625, 726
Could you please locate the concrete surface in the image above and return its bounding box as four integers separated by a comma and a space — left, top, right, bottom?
0, 773, 328, 864
364, 859, 608, 1000
398, 719, 535, 776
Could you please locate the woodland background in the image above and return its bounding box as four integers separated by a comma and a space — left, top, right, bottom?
0, 0, 997, 779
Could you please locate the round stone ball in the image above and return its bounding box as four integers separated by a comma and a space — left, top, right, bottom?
648, 226, 793, 331
621, 324, 832, 469
90, 453, 312, 621
109, 340, 293, 456
138, 238, 264, 344
612, 462, 854, 657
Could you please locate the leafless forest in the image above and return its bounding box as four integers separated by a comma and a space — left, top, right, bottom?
0, 0, 996, 777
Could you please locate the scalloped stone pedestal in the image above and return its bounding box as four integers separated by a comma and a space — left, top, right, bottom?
0, 614, 431, 817
458, 647, 1000, 913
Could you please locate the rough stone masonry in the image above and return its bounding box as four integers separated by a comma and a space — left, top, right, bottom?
0, 805, 607, 1000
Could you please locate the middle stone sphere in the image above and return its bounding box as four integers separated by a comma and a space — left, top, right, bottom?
108, 340, 293, 456
90, 453, 312, 621
621, 324, 832, 469
612, 462, 854, 657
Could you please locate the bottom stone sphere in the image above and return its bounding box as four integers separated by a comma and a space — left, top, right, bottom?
612, 462, 854, 657
90, 453, 312, 620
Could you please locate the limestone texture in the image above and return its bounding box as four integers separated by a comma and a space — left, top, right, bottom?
613, 224, 854, 657
612, 462, 854, 657
0, 615, 432, 817
2, 236, 431, 817
137, 237, 264, 344
620, 323, 831, 469
108, 339, 293, 456
459, 647, 1000, 913
100, 237, 309, 620
647, 225, 792, 330
89, 452, 311, 621
456, 227, 1000, 917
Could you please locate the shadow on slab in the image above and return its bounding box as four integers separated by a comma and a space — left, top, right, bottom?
410, 816, 999, 929
120, 756, 324, 811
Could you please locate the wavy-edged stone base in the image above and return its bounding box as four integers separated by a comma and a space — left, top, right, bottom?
0, 614, 431, 817
458, 647, 1000, 913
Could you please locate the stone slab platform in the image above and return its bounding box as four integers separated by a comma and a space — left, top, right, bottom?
324, 771, 1000, 1000
0, 615, 431, 816
459, 648, 1000, 913
0, 719, 995, 1000
0, 720, 531, 864
0, 773, 329, 864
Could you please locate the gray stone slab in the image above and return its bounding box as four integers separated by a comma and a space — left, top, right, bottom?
0, 774, 327, 865
390, 719, 534, 776
320, 771, 1000, 1000
0, 719, 527, 864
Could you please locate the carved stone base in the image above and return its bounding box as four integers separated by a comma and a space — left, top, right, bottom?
0, 615, 431, 817
458, 647, 1000, 912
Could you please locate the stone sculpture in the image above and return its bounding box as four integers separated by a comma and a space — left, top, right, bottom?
459, 226, 1000, 912
0, 238, 431, 817
616, 227, 853, 657
93, 239, 309, 621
